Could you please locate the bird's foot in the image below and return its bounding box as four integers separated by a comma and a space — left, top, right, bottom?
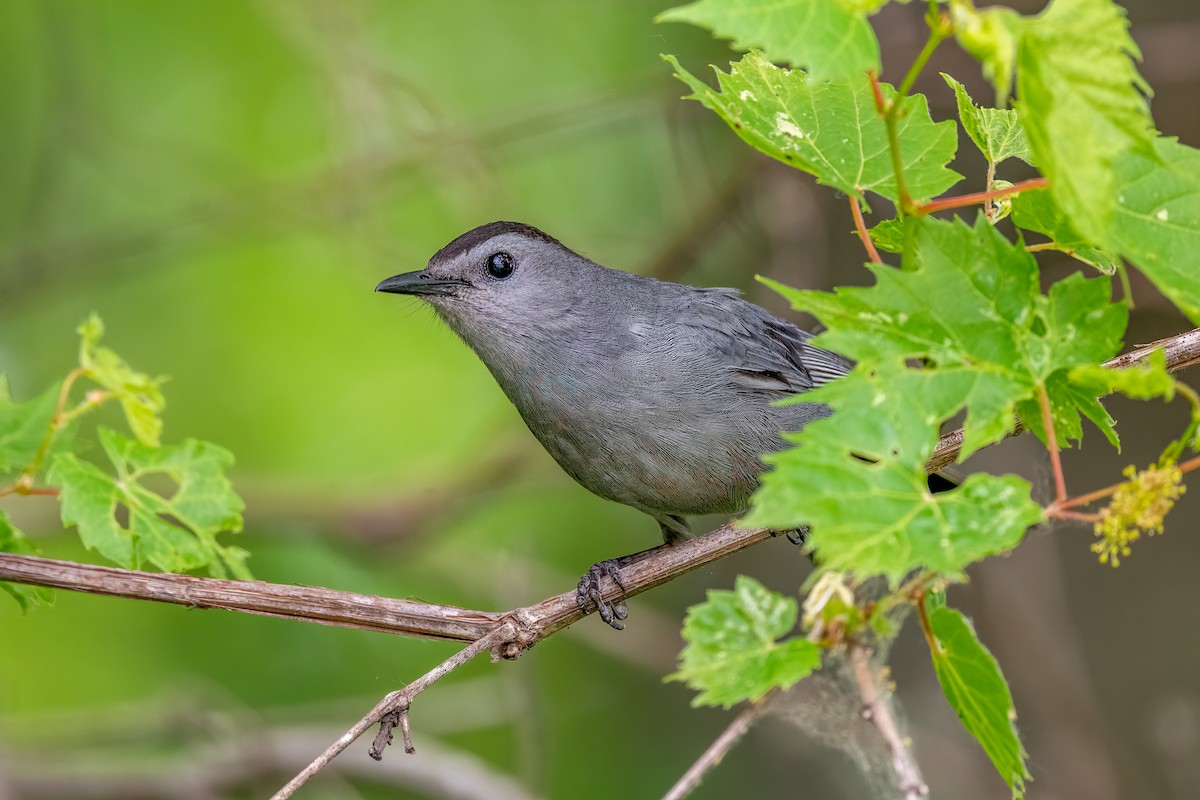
576, 560, 629, 630
770, 526, 809, 546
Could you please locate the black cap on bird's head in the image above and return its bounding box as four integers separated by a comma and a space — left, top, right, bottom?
374, 221, 569, 299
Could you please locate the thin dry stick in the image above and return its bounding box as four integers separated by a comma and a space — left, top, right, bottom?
271, 622, 516, 800
661, 687, 781, 800
849, 643, 928, 799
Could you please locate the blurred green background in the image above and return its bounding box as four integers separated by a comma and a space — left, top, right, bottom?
3, 1, 1200, 798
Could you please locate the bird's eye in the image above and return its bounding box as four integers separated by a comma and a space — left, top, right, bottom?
486, 251, 515, 280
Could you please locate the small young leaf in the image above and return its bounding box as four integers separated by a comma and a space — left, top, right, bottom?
77, 314, 167, 447
668, 576, 820, 708
47, 428, 248, 578
928, 606, 1030, 795
866, 217, 905, 254
1070, 349, 1174, 403
658, 0, 881, 80
1017, 0, 1155, 245
948, 0, 1025, 105
0, 377, 61, 475
664, 52, 961, 203
0, 509, 54, 610
1011, 189, 1121, 274
1110, 138, 1200, 325
942, 74, 1031, 166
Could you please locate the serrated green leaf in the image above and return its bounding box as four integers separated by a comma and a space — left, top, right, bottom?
949, 0, 1025, 105
1011, 188, 1121, 274
866, 217, 905, 254
46, 428, 248, 578
1017, 0, 1154, 245
1071, 349, 1174, 403
745, 368, 1044, 583
1110, 137, 1200, 324
668, 576, 820, 708
0, 377, 60, 475
769, 216, 1127, 454
942, 74, 1031, 166
664, 52, 961, 203
928, 606, 1030, 795
658, 0, 881, 80
0, 509, 54, 610
77, 314, 166, 446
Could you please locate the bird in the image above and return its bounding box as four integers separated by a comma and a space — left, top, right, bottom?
376, 221, 854, 629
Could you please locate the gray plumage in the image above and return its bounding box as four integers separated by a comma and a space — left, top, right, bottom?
376, 221, 852, 624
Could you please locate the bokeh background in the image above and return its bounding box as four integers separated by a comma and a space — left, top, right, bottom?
2, 1, 1200, 798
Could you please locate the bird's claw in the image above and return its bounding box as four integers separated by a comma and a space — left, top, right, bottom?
769, 527, 809, 546
576, 560, 628, 630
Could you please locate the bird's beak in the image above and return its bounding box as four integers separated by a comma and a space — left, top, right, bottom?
374, 271, 466, 297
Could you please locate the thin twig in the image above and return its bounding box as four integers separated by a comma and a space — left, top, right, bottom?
916, 178, 1048, 216
849, 642, 928, 799
1037, 386, 1069, 504
661, 687, 781, 800
850, 195, 882, 264
271, 622, 516, 800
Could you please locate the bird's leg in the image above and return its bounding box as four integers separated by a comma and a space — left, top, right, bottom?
576, 515, 691, 630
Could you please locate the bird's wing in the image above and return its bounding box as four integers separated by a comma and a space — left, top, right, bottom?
679, 288, 853, 395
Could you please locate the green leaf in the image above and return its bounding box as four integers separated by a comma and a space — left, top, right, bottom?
77, 314, 167, 447
948, 0, 1025, 105
769, 216, 1127, 455
928, 606, 1030, 795
1017, 0, 1154, 245
658, 0, 881, 80
0, 377, 60, 475
665, 52, 961, 203
0, 509, 54, 610
1110, 137, 1200, 324
1011, 188, 1121, 274
1070, 349, 1174, 403
744, 368, 1044, 584
867, 217, 905, 254
46, 428, 249, 578
668, 576, 820, 707
942, 74, 1031, 166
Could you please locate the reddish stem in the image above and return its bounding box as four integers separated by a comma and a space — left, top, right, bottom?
850, 195, 883, 264
1037, 385, 1069, 505
917, 178, 1048, 216
867, 69, 887, 115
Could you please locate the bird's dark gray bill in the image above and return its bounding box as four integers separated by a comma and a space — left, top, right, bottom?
375, 271, 464, 296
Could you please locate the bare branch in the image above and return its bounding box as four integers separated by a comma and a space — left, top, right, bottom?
849, 644, 929, 799
662, 687, 781, 800
271, 622, 517, 800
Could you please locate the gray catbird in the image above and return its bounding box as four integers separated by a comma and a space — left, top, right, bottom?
376, 221, 854, 628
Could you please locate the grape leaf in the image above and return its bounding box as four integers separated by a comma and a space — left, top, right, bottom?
1070, 349, 1174, 403
1017, 0, 1154, 245
0, 509, 54, 610
928, 606, 1030, 796
745, 368, 1043, 583
768, 216, 1127, 455
1011, 188, 1121, 274
46, 428, 249, 578
0, 377, 60, 475
1110, 137, 1200, 325
949, 0, 1024, 105
664, 52, 961, 203
942, 74, 1031, 166
657, 0, 881, 81
77, 314, 166, 447
867, 217, 905, 254
668, 575, 819, 708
